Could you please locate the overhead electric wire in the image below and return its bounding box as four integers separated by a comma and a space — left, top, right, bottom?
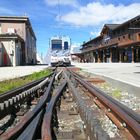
57, 0, 61, 35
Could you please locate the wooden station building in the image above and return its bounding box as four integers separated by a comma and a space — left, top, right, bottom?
81, 15, 140, 63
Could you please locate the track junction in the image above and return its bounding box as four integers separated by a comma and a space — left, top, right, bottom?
0, 67, 140, 140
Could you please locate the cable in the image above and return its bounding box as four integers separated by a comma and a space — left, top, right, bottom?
57, 0, 61, 35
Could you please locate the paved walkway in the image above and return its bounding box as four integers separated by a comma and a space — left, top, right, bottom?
0, 65, 49, 81
73, 63, 140, 88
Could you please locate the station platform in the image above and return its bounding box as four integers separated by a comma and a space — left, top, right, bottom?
73, 63, 140, 96
0, 65, 49, 81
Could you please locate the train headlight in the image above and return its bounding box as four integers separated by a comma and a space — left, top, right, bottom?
51, 57, 57, 62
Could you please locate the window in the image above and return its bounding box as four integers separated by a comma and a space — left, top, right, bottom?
0, 23, 1, 34
123, 36, 125, 39
118, 37, 120, 41
117, 30, 120, 35
128, 34, 131, 39
122, 28, 125, 33
15, 40, 18, 43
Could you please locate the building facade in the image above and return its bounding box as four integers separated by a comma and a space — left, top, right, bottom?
0, 16, 36, 66
81, 15, 140, 63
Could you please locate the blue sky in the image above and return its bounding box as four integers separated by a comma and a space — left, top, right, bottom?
0, 0, 140, 57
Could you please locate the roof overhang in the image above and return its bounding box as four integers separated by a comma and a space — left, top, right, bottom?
0, 16, 36, 40
0, 33, 24, 42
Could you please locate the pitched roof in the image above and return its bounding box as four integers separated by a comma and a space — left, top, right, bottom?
82, 35, 102, 46
100, 24, 120, 35
105, 24, 120, 30
113, 15, 140, 30
82, 15, 140, 48
0, 33, 24, 42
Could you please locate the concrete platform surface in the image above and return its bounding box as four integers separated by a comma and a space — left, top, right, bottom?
73, 63, 140, 88
0, 65, 49, 81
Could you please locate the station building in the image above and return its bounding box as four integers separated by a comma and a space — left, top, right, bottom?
81, 15, 140, 63
0, 16, 36, 66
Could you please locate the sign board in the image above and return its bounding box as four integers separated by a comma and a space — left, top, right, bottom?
7, 28, 16, 34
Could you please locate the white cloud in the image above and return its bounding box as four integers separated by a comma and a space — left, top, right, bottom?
60, 2, 140, 26
90, 30, 100, 36
71, 43, 81, 54
45, 0, 78, 7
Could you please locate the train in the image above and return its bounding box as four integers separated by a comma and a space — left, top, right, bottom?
50, 36, 71, 67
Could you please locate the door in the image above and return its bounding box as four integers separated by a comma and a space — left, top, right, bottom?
0, 44, 2, 66
4, 51, 7, 66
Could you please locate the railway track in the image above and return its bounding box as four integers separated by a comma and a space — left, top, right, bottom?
0, 67, 140, 140
0, 73, 54, 119
66, 68, 140, 140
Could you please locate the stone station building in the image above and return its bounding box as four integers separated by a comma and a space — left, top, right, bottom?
0, 16, 36, 66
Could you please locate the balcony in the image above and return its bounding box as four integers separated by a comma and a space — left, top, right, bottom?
102, 32, 140, 48
82, 32, 140, 53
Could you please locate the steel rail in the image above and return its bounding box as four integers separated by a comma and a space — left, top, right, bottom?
42, 81, 67, 140
0, 72, 56, 140
55, 70, 63, 81
16, 110, 44, 140
70, 70, 140, 123
0, 77, 49, 120
69, 70, 140, 139
64, 70, 118, 140
0, 72, 53, 103
63, 71, 78, 101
